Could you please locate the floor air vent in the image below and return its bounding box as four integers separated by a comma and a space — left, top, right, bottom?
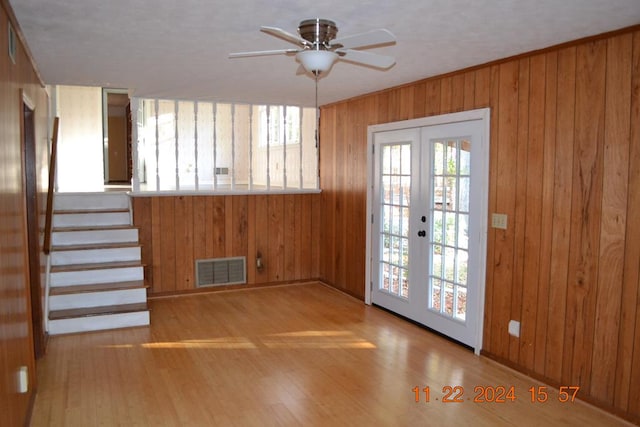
196, 257, 246, 287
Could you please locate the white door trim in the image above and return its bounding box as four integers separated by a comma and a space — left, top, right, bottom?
365, 108, 490, 354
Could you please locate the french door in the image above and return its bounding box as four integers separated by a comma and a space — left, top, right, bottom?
367, 110, 489, 353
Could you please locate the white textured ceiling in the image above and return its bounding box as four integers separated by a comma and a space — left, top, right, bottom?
9, 0, 640, 107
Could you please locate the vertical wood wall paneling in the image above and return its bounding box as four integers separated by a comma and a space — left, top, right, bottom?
425, 79, 442, 116
318, 26, 640, 423
376, 91, 390, 124
132, 194, 321, 294
268, 195, 284, 282
286, 195, 300, 280
617, 31, 640, 415
254, 195, 269, 283
311, 192, 322, 279
246, 196, 257, 283
564, 39, 606, 392
451, 73, 465, 112
320, 106, 337, 287
0, 2, 49, 424
476, 65, 494, 347
224, 196, 234, 256
150, 197, 163, 292
489, 61, 519, 360
520, 54, 546, 371
534, 50, 558, 374
386, 89, 399, 124
440, 76, 453, 112
132, 198, 153, 289
590, 33, 632, 404
474, 67, 491, 109
336, 103, 348, 290
160, 197, 177, 292
348, 99, 368, 296
192, 196, 207, 264
232, 196, 248, 257
398, 86, 414, 120
545, 46, 576, 381
300, 194, 312, 279
174, 196, 194, 290
209, 196, 226, 258
343, 101, 355, 294
412, 82, 427, 118
510, 58, 528, 362
463, 71, 476, 110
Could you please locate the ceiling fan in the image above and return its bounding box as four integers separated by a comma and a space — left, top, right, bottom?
229, 18, 396, 76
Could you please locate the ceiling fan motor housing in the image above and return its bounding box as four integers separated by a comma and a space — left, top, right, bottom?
298, 19, 338, 49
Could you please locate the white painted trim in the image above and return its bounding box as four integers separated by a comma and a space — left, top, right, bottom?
43, 255, 52, 333
368, 108, 490, 134
48, 311, 149, 335
130, 97, 140, 191
128, 188, 322, 197
49, 288, 147, 310
474, 110, 491, 356
364, 130, 374, 306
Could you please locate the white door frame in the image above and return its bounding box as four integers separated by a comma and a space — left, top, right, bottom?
365, 108, 490, 354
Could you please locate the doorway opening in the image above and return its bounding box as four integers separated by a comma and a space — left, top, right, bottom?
102, 89, 132, 185
366, 108, 490, 354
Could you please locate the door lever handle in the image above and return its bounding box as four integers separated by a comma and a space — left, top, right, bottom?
417, 230, 426, 237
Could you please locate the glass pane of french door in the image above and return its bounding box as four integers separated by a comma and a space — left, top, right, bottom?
428, 138, 471, 321
378, 143, 411, 299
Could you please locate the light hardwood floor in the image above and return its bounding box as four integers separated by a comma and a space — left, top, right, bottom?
31, 283, 633, 426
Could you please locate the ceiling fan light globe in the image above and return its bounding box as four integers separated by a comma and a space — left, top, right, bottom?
296, 50, 338, 74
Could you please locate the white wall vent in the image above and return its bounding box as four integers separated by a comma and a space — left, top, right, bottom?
196, 257, 246, 287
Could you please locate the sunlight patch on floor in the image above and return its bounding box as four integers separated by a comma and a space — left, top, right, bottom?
99, 330, 377, 350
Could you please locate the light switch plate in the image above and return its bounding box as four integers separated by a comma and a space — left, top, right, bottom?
491, 213, 508, 230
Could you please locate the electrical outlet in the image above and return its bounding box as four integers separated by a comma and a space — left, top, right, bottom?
492, 213, 508, 230
508, 320, 520, 337
17, 366, 28, 393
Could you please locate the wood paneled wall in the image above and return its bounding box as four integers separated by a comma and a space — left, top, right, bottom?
0, 1, 50, 426
319, 27, 640, 422
131, 194, 321, 295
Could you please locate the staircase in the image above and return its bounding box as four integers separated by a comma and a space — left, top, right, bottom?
47, 192, 150, 335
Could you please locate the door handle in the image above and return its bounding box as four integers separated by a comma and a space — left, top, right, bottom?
417, 230, 426, 237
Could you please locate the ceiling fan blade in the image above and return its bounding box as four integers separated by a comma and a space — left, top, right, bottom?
331, 29, 395, 49
261, 26, 310, 47
337, 49, 396, 69
229, 49, 298, 58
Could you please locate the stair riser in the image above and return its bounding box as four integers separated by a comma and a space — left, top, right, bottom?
49, 288, 147, 310
48, 311, 150, 335
51, 266, 144, 286
54, 193, 129, 211
52, 229, 139, 246
52, 247, 141, 266
53, 212, 130, 228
